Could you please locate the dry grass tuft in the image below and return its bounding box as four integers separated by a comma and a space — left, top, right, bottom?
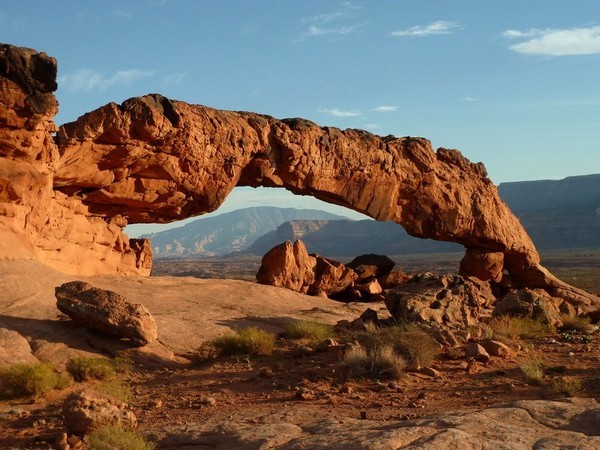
0, 362, 69, 399
67, 357, 115, 382
343, 345, 405, 380
354, 322, 438, 370
284, 319, 333, 342
486, 316, 554, 340
520, 359, 545, 385
552, 376, 583, 397
559, 314, 595, 333
95, 379, 133, 404
213, 327, 276, 356
86, 424, 155, 450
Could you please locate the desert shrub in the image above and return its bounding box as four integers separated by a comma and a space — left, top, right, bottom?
0, 362, 69, 398
354, 323, 438, 370
487, 316, 554, 340
96, 379, 133, 403
559, 314, 595, 333
552, 376, 583, 397
194, 341, 220, 363
213, 327, 276, 356
343, 345, 405, 380
284, 319, 333, 342
86, 424, 155, 450
67, 357, 115, 382
111, 357, 134, 374
520, 359, 544, 385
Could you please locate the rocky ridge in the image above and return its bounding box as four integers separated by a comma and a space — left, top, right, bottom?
0, 43, 598, 307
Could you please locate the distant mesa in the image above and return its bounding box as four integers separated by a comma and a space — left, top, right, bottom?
0, 42, 598, 309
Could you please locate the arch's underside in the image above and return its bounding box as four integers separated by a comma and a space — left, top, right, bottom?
0, 44, 597, 308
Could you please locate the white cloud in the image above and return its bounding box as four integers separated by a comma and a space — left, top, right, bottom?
163, 72, 187, 85
317, 108, 362, 117
371, 105, 398, 112
463, 97, 479, 102
504, 25, 600, 56
59, 68, 154, 92
301, 2, 364, 39
364, 123, 380, 130
390, 20, 460, 37
307, 24, 364, 37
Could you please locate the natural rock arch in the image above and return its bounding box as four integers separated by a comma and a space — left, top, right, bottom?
0, 43, 597, 308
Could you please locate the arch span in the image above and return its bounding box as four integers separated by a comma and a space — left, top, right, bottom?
0, 43, 597, 307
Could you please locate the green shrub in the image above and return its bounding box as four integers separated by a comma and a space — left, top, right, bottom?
552, 376, 583, 397
67, 357, 115, 382
96, 379, 133, 403
213, 327, 276, 356
86, 424, 155, 450
0, 362, 69, 398
284, 319, 333, 342
520, 359, 544, 385
487, 316, 554, 340
354, 323, 438, 370
343, 345, 405, 380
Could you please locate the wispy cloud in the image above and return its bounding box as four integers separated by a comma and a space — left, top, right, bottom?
59, 68, 154, 92
317, 108, 362, 117
112, 8, 132, 18
307, 24, 364, 37
300, 2, 364, 40
390, 20, 460, 37
162, 72, 187, 85
503, 25, 600, 56
371, 105, 398, 112
463, 97, 479, 102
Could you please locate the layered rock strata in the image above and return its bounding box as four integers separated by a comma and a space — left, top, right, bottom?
0, 43, 597, 307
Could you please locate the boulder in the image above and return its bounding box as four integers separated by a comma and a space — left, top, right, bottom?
355, 278, 383, 296
256, 240, 316, 294
378, 270, 412, 290
0, 328, 38, 368
346, 254, 395, 281
384, 273, 495, 327
459, 247, 504, 282
493, 288, 563, 327
62, 390, 136, 436
55, 281, 158, 346
308, 255, 357, 296
479, 339, 511, 358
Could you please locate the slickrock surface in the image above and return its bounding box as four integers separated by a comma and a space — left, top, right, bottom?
0, 43, 598, 307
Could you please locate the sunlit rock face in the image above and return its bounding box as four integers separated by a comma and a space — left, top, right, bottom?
0, 43, 597, 308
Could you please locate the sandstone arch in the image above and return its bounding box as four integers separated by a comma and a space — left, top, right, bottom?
0, 44, 597, 308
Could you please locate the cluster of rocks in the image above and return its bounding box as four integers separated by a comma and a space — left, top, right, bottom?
257, 240, 598, 329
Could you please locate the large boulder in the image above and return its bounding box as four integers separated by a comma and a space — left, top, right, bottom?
384, 273, 495, 327
493, 288, 563, 327
308, 255, 358, 296
346, 254, 395, 281
256, 240, 316, 294
62, 390, 136, 436
55, 281, 158, 346
459, 247, 504, 282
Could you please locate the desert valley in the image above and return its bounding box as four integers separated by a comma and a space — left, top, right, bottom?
1, 42, 600, 450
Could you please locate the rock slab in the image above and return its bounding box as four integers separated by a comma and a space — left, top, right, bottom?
55, 281, 158, 346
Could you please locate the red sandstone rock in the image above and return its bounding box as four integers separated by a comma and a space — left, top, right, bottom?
346, 254, 395, 281
460, 248, 504, 282
493, 288, 563, 328
56, 281, 158, 346
0, 44, 598, 310
308, 255, 357, 296
384, 273, 495, 327
256, 240, 316, 294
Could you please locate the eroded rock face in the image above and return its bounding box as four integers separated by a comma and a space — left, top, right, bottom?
256, 240, 316, 294
56, 281, 158, 346
384, 273, 496, 327
0, 43, 598, 308
493, 288, 563, 327
62, 389, 136, 436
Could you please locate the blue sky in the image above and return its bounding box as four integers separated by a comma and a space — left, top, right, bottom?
2, 1, 600, 235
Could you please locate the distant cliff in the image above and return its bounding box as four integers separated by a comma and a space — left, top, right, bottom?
247, 219, 461, 256
146, 207, 346, 257
498, 174, 600, 250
